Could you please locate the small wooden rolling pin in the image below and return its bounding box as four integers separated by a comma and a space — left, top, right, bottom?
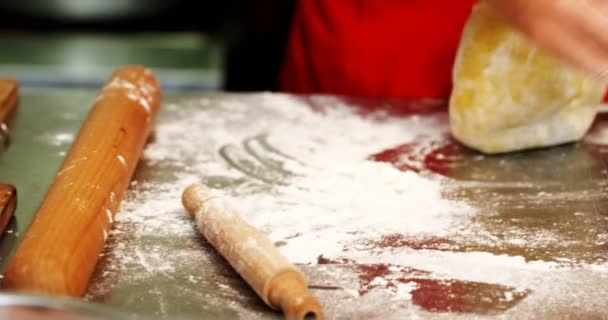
3, 65, 161, 296
182, 184, 323, 320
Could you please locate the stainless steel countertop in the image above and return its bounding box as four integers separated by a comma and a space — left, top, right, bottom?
0, 90, 606, 319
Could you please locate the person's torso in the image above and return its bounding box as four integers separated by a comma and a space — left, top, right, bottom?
280, 0, 478, 99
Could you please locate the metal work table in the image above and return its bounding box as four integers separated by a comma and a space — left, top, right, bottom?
0, 89, 606, 319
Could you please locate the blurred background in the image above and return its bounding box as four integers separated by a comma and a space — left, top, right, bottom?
0, 0, 295, 92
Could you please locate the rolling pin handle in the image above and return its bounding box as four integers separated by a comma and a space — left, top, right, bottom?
267, 270, 323, 320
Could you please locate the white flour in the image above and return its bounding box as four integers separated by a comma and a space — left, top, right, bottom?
36, 132, 74, 147
234, 160, 471, 264
88, 93, 608, 318
139, 94, 470, 264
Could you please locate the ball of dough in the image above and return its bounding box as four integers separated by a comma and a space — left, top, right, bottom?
449, 1, 607, 154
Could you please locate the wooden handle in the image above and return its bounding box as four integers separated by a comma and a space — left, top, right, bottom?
182, 184, 323, 320
0, 81, 20, 240
0, 78, 18, 144
0, 80, 19, 233
2, 65, 162, 296
0, 184, 16, 236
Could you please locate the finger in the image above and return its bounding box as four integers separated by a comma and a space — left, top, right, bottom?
563, 0, 608, 58
584, 0, 608, 14
488, 0, 608, 79
524, 16, 608, 80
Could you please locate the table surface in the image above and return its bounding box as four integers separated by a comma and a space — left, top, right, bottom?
0, 89, 606, 319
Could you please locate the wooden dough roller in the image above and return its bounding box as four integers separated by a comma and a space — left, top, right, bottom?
0, 79, 19, 235
182, 184, 323, 320
3, 65, 161, 296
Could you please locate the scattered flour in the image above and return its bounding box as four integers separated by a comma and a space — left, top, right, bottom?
37, 132, 74, 147
89, 93, 608, 318
139, 93, 471, 265
235, 161, 471, 264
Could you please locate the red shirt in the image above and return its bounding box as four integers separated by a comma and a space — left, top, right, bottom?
280, 0, 478, 99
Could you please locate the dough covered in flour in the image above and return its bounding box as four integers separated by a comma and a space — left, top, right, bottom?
449, 1, 607, 154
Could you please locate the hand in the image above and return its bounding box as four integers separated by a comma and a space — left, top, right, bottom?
487, 0, 608, 79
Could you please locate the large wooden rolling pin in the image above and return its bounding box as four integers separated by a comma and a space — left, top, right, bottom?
3, 65, 161, 296
182, 184, 323, 320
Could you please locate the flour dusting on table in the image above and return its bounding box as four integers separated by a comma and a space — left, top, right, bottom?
140, 94, 470, 264
87, 93, 608, 319
36, 132, 74, 147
